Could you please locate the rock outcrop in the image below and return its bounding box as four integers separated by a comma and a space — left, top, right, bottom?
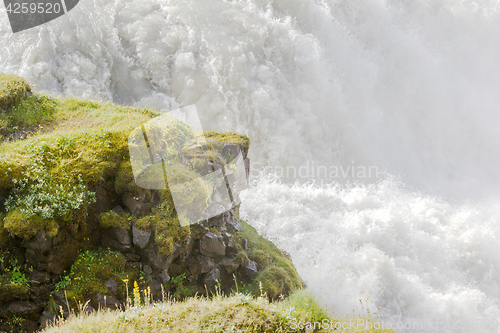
0, 74, 302, 332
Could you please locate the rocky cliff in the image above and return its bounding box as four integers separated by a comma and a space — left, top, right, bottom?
0, 74, 302, 332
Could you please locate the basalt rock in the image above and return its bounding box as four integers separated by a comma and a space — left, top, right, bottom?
200, 232, 226, 258
132, 225, 151, 249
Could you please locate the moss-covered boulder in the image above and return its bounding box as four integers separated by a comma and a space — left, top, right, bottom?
0, 73, 31, 110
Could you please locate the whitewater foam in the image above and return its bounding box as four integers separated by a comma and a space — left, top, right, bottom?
2, 0, 500, 331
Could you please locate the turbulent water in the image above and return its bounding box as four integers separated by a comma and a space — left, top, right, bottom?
2, 0, 500, 331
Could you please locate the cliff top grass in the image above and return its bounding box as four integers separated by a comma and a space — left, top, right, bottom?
236, 218, 303, 299
42, 289, 395, 333
0, 95, 159, 150
204, 131, 250, 149
0, 73, 31, 110
0, 73, 250, 243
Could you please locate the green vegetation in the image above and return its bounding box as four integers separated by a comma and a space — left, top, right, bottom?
42, 289, 394, 333
98, 211, 131, 229
170, 273, 196, 300
0, 73, 31, 110
0, 131, 129, 239
55, 249, 127, 305
204, 131, 250, 149
0, 80, 161, 240
235, 218, 303, 299
0, 254, 30, 297
1, 74, 370, 332
135, 202, 191, 256
0, 93, 57, 138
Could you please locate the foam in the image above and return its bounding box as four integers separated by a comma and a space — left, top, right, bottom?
2, 0, 500, 331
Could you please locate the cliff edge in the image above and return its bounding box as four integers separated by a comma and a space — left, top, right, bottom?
0, 73, 302, 332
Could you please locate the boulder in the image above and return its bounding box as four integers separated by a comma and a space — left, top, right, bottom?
222, 144, 241, 163
132, 225, 151, 249
6, 301, 42, 317
220, 257, 239, 274
143, 265, 153, 275
104, 278, 118, 294
204, 213, 225, 228
23, 230, 52, 253
124, 253, 141, 262
199, 255, 215, 274
225, 214, 242, 233
203, 268, 221, 287
122, 193, 152, 216
141, 245, 166, 271
200, 232, 226, 258
96, 293, 121, 310
244, 260, 258, 278
111, 227, 131, 246
159, 269, 170, 284
39, 310, 56, 327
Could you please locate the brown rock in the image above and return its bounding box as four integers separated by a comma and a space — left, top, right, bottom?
200, 232, 226, 258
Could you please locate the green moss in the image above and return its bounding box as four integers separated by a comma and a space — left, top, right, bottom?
2, 208, 59, 240
256, 266, 295, 299
114, 161, 136, 195
203, 131, 250, 149
276, 289, 330, 325
0, 93, 56, 137
0, 282, 29, 297
0, 151, 28, 192
0, 130, 135, 239
135, 202, 191, 257
0, 214, 9, 248
3, 208, 43, 239
0, 73, 31, 110
0, 254, 30, 297
58, 249, 127, 305
236, 218, 302, 299
98, 211, 130, 229
140, 113, 195, 158
161, 161, 212, 223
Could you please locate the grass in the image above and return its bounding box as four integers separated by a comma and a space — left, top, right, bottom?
0, 95, 162, 240
0, 73, 31, 110
204, 131, 250, 149
233, 217, 303, 300
42, 289, 395, 333
55, 248, 128, 306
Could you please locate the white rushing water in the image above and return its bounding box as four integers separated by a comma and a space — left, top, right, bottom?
2, 0, 500, 331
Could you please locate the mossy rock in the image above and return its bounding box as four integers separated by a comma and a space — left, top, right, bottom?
0, 73, 31, 110
0, 152, 28, 192
256, 266, 296, 299
0, 282, 29, 298
3, 208, 44, 240
203, 131, 250, 149
0, 130, 133, 239
98, 211, 130, 229
58, 249, 127, 305
0, 214, 10, 248
135, 202, 191, 257
236, 218, 303, 299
